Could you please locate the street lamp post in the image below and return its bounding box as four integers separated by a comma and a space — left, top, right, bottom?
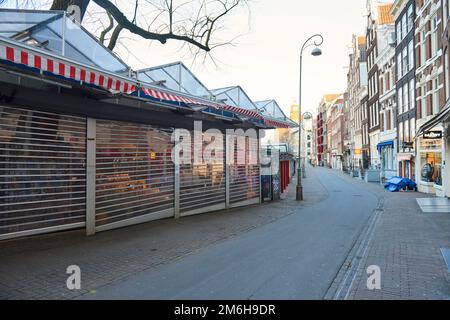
297, 34, 324, 201
300, 112, 313, 179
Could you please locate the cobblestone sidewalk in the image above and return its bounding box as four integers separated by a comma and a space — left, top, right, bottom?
0, 170, 326, 300
327, 170, 450, 300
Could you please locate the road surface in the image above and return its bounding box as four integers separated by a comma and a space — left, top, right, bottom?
83, 168, 379, 300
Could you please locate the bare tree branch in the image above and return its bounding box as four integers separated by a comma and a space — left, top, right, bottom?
107, 24, 123, 50
99, 12, 114, 44
46, 0, 249, 59
89, 0, 245, 52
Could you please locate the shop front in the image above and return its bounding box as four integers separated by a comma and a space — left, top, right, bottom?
445, 123, 450, 198
377, 140, 397, 182
397, 153, 415, 181
416, 130, 445, 196
0, 106, 88, 238
0, 10, 295, 240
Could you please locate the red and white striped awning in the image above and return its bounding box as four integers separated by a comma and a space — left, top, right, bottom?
264, 119, 292, 128
141, 87, 221, 109
223, 105, 263, 120
0, 40, 292, 128
0, 44, 136, 94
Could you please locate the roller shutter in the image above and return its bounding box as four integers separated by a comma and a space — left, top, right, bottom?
229, 135, 260, 206
95, 120, 175, 231
180, 132, 226, 216
0, 105, 87, 240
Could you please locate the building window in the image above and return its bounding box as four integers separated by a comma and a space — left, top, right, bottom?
402, 47, 408, 75
421, 84, 427, 118
407, 5, 413, 33
403, 82, 408, 115
431, 15, 439, 58
404, 118, 410, 143
408, 40, 414, 71
397, 53, 402, 79
409, 78, 415, 111
399, 121, 404, 144
446, 51, 450, 100
398, 86, 403, 114
420, 30, 426, 66
376, 101, 379, 126
432, 78, 440, 114
445, 0, 450, 21
397, 20, 402, 45
401, 13, 407, 40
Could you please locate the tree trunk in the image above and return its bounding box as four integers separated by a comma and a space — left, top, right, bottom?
50, 0, 90, 21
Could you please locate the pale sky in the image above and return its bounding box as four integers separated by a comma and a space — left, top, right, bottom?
114, 0, 368, 117
3, 0, 369, 117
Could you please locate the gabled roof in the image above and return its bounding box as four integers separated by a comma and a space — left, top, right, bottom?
357, 35, 366, 45
255, 100, 288, 119
255, 100, 297, 127
0, 9, 129, 73
137, 61, 213, 99
211, 86, 258, 111
323, 94, 342, 103
377, 3, 394, 25
0, 9, 296, 129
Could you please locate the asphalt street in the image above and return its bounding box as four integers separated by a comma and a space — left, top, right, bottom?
83, 168, 379, 300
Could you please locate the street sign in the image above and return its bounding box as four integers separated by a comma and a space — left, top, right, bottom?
401, 142, 414, 149
423, 131, 443, 139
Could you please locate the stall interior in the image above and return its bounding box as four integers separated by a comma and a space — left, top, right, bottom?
0, 105, 87, 236
95, 120, 175, 229
180, 131, 226, 215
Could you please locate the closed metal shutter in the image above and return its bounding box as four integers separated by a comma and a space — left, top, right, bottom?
180, 132, 226, 216
0, 105, 87, 240
95, 120, 174, 231
229, 135, 260, 206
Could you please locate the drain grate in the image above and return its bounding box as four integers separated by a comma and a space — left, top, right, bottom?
441, 248, 450, 273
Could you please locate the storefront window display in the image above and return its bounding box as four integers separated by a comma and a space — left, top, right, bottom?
419, 139, 443, 185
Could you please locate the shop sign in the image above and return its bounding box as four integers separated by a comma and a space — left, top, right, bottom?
402, 141, 414, 149
423, 131, 443, 140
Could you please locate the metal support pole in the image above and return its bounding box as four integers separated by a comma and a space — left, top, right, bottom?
86, 118, 96, 236
174, 135, 181, 219
257, 130, 262, 204
296, 34, 323, 201
61, 13, 66, 56
296, 53, 304, 201
225, 133, 231, 208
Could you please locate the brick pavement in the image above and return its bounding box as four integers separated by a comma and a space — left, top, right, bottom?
325, 170, 450, 300
1, 167, 449, 300
0, 171, 326, 300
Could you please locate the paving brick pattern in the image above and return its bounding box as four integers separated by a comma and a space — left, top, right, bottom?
1, 168, 449, 300
0, 173, 326, 300
330, 172, 450, 300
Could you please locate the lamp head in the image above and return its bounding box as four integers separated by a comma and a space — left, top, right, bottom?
311, 47, 322, 56
303, 112, 313, 120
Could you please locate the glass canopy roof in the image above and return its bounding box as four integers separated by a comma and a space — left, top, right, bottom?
0, 9, 129, 73
255, 100, 288, 120
211, 86, 258, 111
137, 62, 213, 99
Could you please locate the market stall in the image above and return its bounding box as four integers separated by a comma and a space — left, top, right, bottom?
0, 9, 295, 240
